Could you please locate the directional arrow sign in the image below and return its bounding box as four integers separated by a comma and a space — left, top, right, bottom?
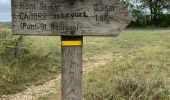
12, 0, 132, 36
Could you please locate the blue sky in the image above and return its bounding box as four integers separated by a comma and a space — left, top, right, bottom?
0, 0, 11, 22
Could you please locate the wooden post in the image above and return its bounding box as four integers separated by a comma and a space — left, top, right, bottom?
61, 36, 83, 100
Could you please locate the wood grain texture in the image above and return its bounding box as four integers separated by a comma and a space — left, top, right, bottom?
61, 36, 83, 100
12, 0, 132, 36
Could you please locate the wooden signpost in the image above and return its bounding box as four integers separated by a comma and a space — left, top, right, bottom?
12, 0, 132, 100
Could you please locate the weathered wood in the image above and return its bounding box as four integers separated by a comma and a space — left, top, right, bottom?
61, 36, 83, 100
12, 0, 132, 36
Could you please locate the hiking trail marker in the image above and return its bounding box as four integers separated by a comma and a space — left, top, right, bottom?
12, 0, 132, 99
12, 0, 132, 36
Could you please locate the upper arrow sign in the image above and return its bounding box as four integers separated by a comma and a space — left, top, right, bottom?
12, 0, 132, 36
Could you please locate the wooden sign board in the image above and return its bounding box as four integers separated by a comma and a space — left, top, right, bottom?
12, 0, 132, 36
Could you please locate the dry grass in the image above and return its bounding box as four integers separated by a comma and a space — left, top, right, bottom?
1, 25, 170, 100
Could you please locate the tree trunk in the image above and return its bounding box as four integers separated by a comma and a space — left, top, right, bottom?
149, 0, 154, 24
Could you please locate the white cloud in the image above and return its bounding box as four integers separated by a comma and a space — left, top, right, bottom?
0, 0, 10, 4
0, 0, 11, 21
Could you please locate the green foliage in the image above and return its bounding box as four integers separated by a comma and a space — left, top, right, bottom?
129, 14, 170, 27
158, 14, 170, 27
0, 22, 11, 28
15, 32, 170, 100
124, 0, 170, 27
0, 28, 60, 96
0, 25, 170, 99
0, 28, 29, 61
84, 32, 170, 100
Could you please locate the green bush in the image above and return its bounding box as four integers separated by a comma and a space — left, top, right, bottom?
129, 14, 170, 28
0, 28, 60, 96
0, 28, 30, 61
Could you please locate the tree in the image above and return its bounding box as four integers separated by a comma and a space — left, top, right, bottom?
140, 0, 170, 25
121, 0, 170, 27
121, 0, 148, 26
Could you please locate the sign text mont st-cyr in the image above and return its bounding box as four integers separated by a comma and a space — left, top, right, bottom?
12, 0, 132, 36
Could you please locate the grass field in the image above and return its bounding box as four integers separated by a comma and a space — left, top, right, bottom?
0, 26, 170, 99
84, 32, 170, 100
38, 32, 170, 100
